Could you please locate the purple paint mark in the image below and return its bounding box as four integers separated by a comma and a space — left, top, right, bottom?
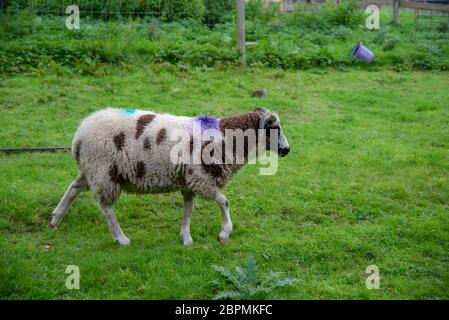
194, 116, 219, 131
193, 116, 220, 142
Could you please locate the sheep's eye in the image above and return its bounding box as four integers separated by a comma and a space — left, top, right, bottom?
266, 126, 281, 137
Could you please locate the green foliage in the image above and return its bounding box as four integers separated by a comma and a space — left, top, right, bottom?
1, 6, 449, 73
330, 0, 364, 27
284, 0, 363, 31
437, 23, 449, 33
158, 0, 205, 22
246, 0, 265, 21
246, 0, 282, 24
203, 0, 234, 26
0, 7, 34, 39
382, 36, 400, 51
3, 0, 205, 21
212, 256, 299, 299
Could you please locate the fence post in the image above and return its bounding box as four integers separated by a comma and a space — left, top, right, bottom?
281, 0, 288, 12
307, 0, 313, 14
237, 0, 246, 68
393, 0, 400, 24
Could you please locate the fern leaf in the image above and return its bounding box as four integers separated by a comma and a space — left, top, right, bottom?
213, 290, 242, 300
212, 264, 240, 287
243, 256, 259, 285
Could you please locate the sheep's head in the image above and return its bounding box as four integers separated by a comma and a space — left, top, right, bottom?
255, 107, 290, 157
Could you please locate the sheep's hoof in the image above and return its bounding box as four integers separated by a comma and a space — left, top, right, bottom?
181, 234, 193, 247
50, 217, 60, 228
183, 238, 193, 247
218, 234, 229, 244
115, 236, 131, 246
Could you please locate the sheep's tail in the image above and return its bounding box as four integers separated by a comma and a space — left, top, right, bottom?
72, 139, 82, 162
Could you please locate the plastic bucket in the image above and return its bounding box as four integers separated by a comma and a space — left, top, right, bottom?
351, 41, 374, 63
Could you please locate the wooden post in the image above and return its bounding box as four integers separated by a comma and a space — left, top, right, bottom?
393, 0, 400, 24
237, 0, 246, 68
263, 0, 269, 10
281, 0, 288, 12
307, 0, 313, 14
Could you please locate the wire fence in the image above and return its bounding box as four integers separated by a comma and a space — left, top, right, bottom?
2, 0, 448, 25
0, 0, 233, 28
2, 1, 167, 16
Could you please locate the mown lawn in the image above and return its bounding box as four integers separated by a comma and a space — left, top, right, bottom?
0, 68, 448, 299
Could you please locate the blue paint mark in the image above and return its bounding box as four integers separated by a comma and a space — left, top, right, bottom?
121, 108, 136, 115
194, 115, 219, 131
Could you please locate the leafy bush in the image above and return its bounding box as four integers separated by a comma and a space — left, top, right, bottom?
332, 25, 354, 41
246, 0, 265, 21
383, 36, 400, 51
329, 0, 364, 27
158, 0, 205, 22
285, 0, 363, 31
203, 0, 234, 26
211, 256, 299, 300
1, 5, 448, 73
3, 0, 205, 21
0, 7, 34, 39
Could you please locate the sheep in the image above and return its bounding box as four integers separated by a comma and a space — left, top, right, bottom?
50, 107, 290, 246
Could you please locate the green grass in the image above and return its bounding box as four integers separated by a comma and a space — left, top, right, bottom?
0, 67, 448, 299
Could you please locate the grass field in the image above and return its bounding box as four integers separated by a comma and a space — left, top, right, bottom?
0, 68, 448, 299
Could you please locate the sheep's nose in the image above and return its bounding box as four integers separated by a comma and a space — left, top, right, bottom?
279, 147, 290, 157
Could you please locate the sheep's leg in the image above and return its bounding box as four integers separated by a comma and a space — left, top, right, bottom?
100, 204, 130, 246
180, 191, 194, 246
51, 175, 88, 227
215, 192, 232, 243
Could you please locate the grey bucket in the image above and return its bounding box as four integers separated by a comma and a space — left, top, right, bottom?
351, 41, 374, 63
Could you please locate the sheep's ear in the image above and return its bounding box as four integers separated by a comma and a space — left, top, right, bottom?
254, 107, 268, 114
259, 112, 277, 128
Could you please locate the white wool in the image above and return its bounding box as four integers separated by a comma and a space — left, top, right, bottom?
72, 108, 224, 201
